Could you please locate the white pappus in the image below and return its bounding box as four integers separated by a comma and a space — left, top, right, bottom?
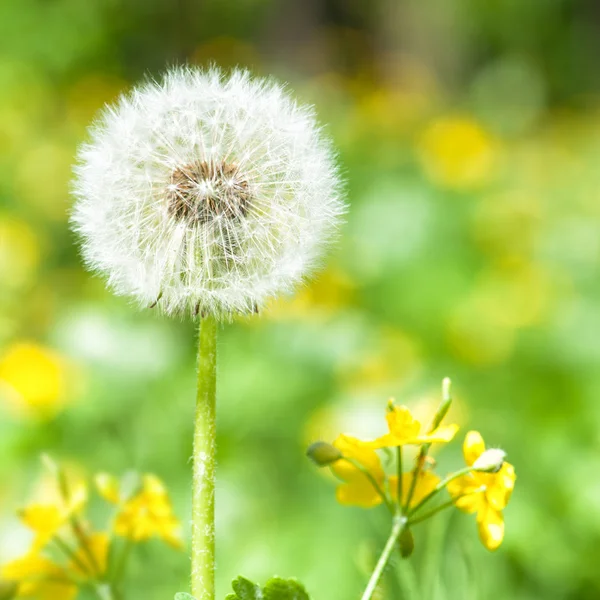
71, 67, 345, 318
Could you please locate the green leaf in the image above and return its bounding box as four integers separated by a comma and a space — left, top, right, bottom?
174, 594, 197, 600
227, 576, 310, 600
263, 578, 310, 600
231, 576, 262, 600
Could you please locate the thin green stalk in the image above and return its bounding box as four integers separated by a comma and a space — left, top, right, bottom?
52, 535, 92, 577
404, 379, 452, 512
396, 447, 403, 514
408, 466, 473, 517
112, 538, 133, 584
342, 458, 394, 513
360, 517, 407, 600
192, 315, 218, 600
71, 517, 102, 576
409, 488, 485, 526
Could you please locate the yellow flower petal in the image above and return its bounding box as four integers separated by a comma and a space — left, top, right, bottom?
366, 407, 458, 448
331, 435, 385, 482
95, 473, 120, 504
463, 431, 485, 467
386, 406, 421, 440
477, 505, 504, 551
17, 505, 64, 549
447, 475, 485, 514
71, 532, 109, 578
485, 462, 516, 511
1, 554, 78, 600
113, 473, 182, 547
389, 471, 441, 508
335, 478, 383, 508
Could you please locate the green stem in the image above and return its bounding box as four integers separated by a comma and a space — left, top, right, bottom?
343, 458, 394, 513
360, 517, 407, 600
71, 517, 101, 576
408, 466, 474, 517
192, 315, 218, 600
396, 447, 403, 514
112, 538, 133, 584
52, 535, 92, 577
409, 488, 485, 525
404, 379, 452, 512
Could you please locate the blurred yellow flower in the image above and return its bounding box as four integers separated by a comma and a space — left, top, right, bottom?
103, 474, 183, 548
70, 533, 109, 578
1, 554, 77, 600
18, 480, 88, 551
366, 405, 458, 449
418, 116, 496, 189
0, 342, 68, 419
448, 431, 516, 551
331, 435, 386, 508
265, 266, 356, 321
389, 471, 440, 508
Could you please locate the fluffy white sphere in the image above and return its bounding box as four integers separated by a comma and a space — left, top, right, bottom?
71, 67, 345, 318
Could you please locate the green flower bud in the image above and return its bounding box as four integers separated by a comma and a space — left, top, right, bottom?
306, 441, 342, 466
398, 528, 415, 558
473, 449, 506, 473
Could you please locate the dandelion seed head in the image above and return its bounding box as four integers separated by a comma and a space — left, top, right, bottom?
71, 67, 345, 318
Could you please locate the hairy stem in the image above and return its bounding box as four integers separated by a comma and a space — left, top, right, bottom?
360, 517, 407, 600
192, 315, 218, 600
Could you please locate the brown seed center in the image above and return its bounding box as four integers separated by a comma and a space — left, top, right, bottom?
166, 161, 250, 225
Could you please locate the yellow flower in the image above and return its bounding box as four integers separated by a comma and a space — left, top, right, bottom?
70, 533, 109, 578
389, 471, 440, 509
447, 431, 516, 551
105, 474, 183, 548
331, 435, 386, 508
366, 405, 458, 449
1, 554, 77, 600
0, 342, 68, 419
18, 480, 88, 551
418, 116, 496, 189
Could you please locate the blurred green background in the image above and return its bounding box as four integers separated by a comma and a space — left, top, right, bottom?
2, 0, 600, 598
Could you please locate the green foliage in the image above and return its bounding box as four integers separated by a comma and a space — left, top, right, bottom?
226, 576, 310, 600
174, 594, 197, 600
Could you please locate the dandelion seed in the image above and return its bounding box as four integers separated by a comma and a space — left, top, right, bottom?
71, 67, 345, 318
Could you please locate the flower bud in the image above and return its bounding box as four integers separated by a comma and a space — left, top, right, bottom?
306, 441, 343, 466
398, 527, 415, 558
472, 448, 506, 473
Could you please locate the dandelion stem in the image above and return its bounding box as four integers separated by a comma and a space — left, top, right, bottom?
192, 315, 218, 600
360, 516, 407, 600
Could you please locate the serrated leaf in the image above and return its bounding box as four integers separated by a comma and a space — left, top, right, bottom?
174, 593, 197, 600
231, 576, 262, 600
263, 578, 310, 600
